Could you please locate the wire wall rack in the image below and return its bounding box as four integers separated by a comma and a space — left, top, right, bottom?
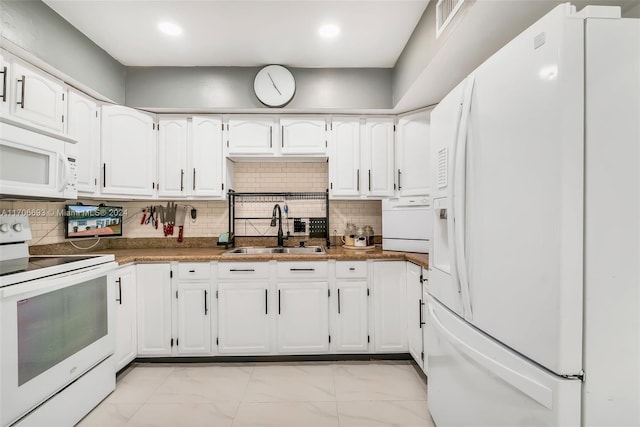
227, 190, 330, 248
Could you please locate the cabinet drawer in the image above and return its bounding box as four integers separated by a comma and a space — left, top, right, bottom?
336, 261, 368, 278
277, 261, 328, 279
218, 262, 270, 279
177, 263, 211, 280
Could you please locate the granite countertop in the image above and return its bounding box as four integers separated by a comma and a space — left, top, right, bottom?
104, 246, 429, 269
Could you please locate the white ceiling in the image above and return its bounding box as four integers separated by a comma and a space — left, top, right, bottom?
43, 0, 429, 68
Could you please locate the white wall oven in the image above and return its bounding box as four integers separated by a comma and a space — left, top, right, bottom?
0, 215, 116, 427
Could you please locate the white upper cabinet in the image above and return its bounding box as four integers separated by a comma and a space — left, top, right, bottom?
0, 52, 11, 119
157, 116, 188, 197
361, 118, 395, 197
226, 117, 276, 155
101, 105, 156, 197
279, 117, 327, 155
329, 117, 395, 199
67, 89, 100, 195
6, 58, 66, 134
190, 116, 225, 198
396, 110, 431, 196
329, 118, 361, 198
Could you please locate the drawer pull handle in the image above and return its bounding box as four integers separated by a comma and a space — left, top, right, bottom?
230, 268, 255, 272
349, 267, 355, 271
290, 268, 315, 272
189, 269, 195, 273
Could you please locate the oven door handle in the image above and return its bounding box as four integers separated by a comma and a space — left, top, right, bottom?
1, 262, 118, 298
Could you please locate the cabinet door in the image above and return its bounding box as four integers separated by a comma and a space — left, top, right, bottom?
407, 262, 424, 366
190, 116, 224, 197
136, 264, 172, 356
0, 52, 12, 120
158, 117, 188, 197
101, 105, 156, 197
67, 89, 100, 194
226, 118, 275, 155
10, 61, 65, 134
277, 282, 329, 354
329, 119, 361, 198
396, 111, 431, 196
372, 261, 408, 352
362, 118, 395, 197
280, 117, 327, 154
334, 281, 369, 353
422, 268, 429, 374
217, 283, 272, 354
176, 281, 211, 355
114, 265, 137, 372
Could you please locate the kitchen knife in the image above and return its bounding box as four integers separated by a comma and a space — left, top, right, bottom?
157, 205, 165, 235
176, 206, 187, 243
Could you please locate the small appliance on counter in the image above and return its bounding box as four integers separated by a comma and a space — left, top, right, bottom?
341, 223, 375, 249
382, 197, 432, 253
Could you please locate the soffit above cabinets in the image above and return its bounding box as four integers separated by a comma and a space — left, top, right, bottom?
42, 0, 429, 68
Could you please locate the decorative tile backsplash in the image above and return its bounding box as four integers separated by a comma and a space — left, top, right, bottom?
0, 162, 382, 246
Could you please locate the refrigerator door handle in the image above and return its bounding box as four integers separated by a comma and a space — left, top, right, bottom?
428, 302, 553, 409
453, 74, 476, 320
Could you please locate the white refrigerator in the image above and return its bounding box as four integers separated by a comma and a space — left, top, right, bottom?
427, 3, 639, 426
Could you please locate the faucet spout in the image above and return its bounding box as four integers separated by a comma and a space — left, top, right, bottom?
271, 204, 285, 246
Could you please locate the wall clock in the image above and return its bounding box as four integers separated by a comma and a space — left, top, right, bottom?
254, 65, 296, 107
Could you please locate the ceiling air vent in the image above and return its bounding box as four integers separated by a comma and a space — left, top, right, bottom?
436, 0, 465, 38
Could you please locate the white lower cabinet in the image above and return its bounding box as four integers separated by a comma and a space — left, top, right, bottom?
422, 267, 429, 375
136, 263, 172, 356
333, 281, 369, 353
113, 265, 137, 372
217, 282, 272, 354
131, 259, 423, 361
372, 261, 408, 352
332, 261, 370, 353
176, 281, 212, 355
137, 262, 212, 356
407, 262, 425, 367
276, 282, 330, 354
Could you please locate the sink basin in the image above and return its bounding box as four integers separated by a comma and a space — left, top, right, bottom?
223, 246, 326, 255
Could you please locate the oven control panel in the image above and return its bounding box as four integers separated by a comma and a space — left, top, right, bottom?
0, 215, 32, 244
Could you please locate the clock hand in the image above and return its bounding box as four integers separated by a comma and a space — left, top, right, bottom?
267, 72, 282, 95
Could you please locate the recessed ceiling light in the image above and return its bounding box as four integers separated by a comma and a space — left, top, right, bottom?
158, 21, 183, 36
318, 23, 340, 39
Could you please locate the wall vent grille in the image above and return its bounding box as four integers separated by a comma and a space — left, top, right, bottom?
436, 0, 465, 38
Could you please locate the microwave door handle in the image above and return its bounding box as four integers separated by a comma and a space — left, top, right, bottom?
57, 152, 72, 192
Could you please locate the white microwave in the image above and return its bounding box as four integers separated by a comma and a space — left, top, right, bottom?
0, 119, 78, 200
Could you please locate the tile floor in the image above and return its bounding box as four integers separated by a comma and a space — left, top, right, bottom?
77, 361, 435, 427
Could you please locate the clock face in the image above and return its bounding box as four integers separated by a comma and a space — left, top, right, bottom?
254, 65, 296, 107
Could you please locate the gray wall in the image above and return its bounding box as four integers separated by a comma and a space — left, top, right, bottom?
125, 67, 392, 111
391, 1, 439, 107
0, 0, 126, 103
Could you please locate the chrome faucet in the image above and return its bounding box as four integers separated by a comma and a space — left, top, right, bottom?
270, 204, 286, 247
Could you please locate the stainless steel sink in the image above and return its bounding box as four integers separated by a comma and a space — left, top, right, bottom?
222, 246, 326, 255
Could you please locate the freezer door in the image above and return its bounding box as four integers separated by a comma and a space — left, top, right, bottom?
427, 296, 581, 427
459, 4, 585, 375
